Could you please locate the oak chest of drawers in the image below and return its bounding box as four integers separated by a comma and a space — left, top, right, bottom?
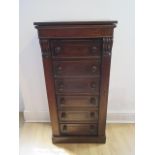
34, 21, 117, 143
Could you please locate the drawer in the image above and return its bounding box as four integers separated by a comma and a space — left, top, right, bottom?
55, 78, 100, 94
51, 39, 102, 58
57, 95, 99, 108
53, 60, 101, 77
59, 110, 98, 122
60, 123, 98, 136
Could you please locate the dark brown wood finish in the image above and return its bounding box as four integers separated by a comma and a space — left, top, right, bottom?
34, 21, 117, 143
55, 78, 100, 94
59, 110, 98, 122
51, 39, 102, 58
53, 60, 101, 77
98, 37, 113, 136
37, 26, 114, 38
57, 95, 99, 108
39, 39, 59, 136
52, 136, 106, 143
60, 124, 98, 136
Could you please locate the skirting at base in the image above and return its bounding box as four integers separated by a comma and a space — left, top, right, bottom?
52, 135, 106, 143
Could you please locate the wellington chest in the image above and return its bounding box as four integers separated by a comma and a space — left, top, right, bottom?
34, 21, 117, 143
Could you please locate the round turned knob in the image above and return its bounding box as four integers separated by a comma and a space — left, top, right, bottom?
91, 65, 97, 73
60, 97, 65, 104
62, 125, 67, 131
55, 46, 61, 54
90, 97, 96, 104
58, 82, 64, 91
90, 82, 96, 89
61, 112, 66, 118
90, 112, 95, 118
57, 65, 62, 72
91, 46, 97, 53
90, 125, 95, 132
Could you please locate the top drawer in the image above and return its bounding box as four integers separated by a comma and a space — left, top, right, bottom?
51, 39, 102, 58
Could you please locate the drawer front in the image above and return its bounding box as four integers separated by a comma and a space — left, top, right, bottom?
59, 110, 98, 122
53, 60, 101, 77
51, 39, 102, 58
57, 95, 99, 108
55, 78, 100, 94
60, 124, 98, 136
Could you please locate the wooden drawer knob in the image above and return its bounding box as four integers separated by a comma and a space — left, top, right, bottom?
62, 125, 67, 131
57, 65, 62, 72
90, 97, 96, 104
91, 65, 97, 73
90, 82, 96, 89
90, 125, 95, 132
58, 82, 64, 91
90, 112, 95, 118
55, 46, 61, 54
91, 46, 97, 53
61, 112, 66, 118
60, 97, 65, 104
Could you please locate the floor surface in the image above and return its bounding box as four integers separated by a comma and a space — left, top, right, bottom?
19, 113, 135, 155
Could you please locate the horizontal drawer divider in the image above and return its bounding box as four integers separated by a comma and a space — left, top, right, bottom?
58, 107, 99, 110
52, 56, 101, 60
54, 75, 100, 78
52, 59, 101, 63
56, 94, 100, 96
59, 121, 98, 124
56, 92, 100, 95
